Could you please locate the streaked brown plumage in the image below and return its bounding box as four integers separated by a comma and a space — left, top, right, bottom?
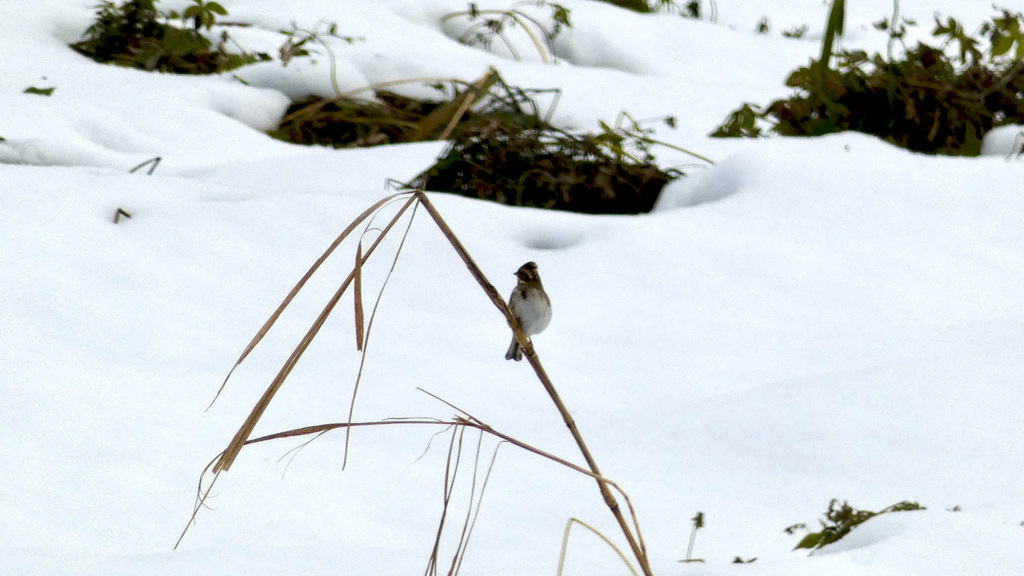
505, 261, 552, 361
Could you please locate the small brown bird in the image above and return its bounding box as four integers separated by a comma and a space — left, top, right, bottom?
505, 261, 552, 361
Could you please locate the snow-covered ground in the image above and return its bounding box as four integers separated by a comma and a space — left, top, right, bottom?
2, 1, 1023, 574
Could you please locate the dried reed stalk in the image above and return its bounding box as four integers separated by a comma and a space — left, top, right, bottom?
208, 191, 413, 410
353, 243, 364, 350
211, 193, 417, 473
342, 199, 421, 468
413, 192, 653, 575
189, 191, 652, 575
177, 414, 642, 554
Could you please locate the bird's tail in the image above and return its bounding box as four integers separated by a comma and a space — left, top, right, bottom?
505, 337, 523, 361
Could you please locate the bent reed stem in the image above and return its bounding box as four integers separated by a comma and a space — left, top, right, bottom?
192, 191, 652, 574
414, 191, 653, 576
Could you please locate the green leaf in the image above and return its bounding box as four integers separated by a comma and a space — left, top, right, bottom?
932, 16, 959, 38
24, 86, 56, 96
785, 67, 812, 88
794, 532, 824, 550
991, 34, 1014, 57
182, 5, 200, 19
207, 2, 228, 16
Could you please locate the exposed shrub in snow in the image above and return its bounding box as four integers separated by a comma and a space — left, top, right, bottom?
712, 8, 1024, 156
414, 117, 679, 214
271, 69, 699, 214
786, 499, 926, 551
70, 0, 268, 74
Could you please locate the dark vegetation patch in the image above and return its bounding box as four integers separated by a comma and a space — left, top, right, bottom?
785, 499, 925, 551
413, 122, 674, 214
70, 1, 707, 214
271, 70, 693, 214
712, 8, 1024, 156
70, 0, 267, 74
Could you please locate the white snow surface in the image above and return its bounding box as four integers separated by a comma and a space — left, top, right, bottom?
2, 1, 1023, 575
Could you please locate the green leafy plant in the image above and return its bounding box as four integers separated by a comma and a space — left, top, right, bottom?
712, 7, 1024, 156
71, 0, 267, 74
786, 499, 925, 551
679, 511, 705, 563
180, 0, 226, 31
708, 103, 762, 138
441, 1, 570, 64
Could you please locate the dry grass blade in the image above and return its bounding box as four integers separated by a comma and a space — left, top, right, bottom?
425, 426, 463, 576
412, 190, 652, 576
179, 414, 641, 552
212, 195, 418, 473
449, 432, 500, 576
433, 399, 648, 558
558, 518, 638, 576
342, 200, 421, 468
278, 75, 479, 127
191, 191, 650, 575
207, 191, 413, 410
423, 67, 499, 142
410, 191, 510, 325
354, 243, 365, 351
445, 429, 481, 576
175, 418, 447, 550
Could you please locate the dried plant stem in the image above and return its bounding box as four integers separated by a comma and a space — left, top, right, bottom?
278, 75, 485, 127
519, 348, 651, 575
177, 415, 642, 553
413, 191, 653, 576
212, 194, 417, 473
343, 200, 420, 467
558, 518, 638, 576
207, 191, 413, 411
416, 388, 646, 550
425, 426, 463, 576
189, 191, 652, 575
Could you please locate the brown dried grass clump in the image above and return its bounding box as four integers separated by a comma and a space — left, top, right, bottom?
269, 69, 683, 214
268, 68, 515, 147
